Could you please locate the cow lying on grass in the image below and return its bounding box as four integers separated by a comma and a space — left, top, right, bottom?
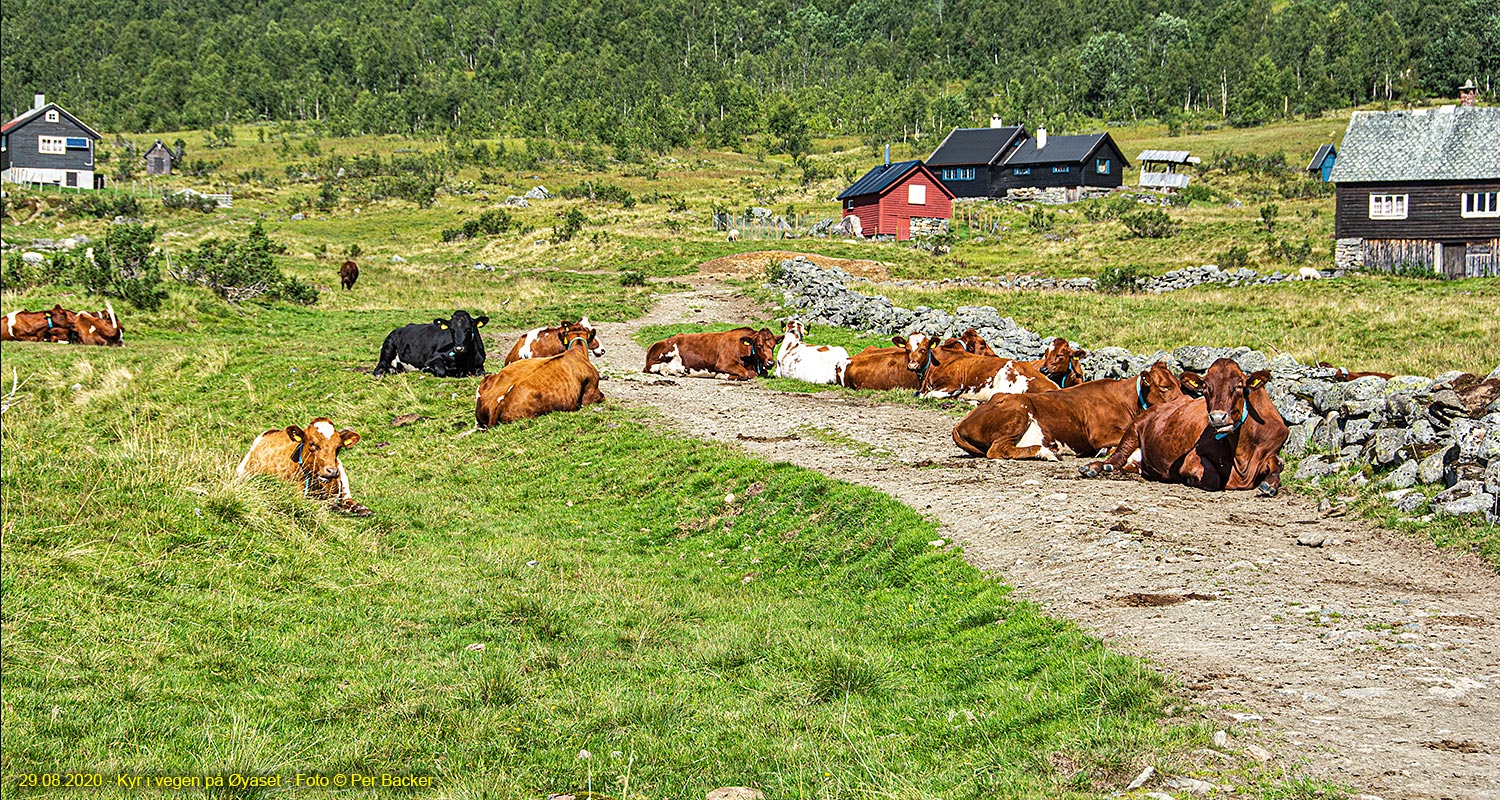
644, 327, 778, 380
237, 417, 372, 516
374, 310, 489, 377
953, 362, 1183, 460
897, 333, 1056, 401
773, 321, 849, 385
505, 317, 605, 364
476, 337, 603, 426
1081, 358, 1289, 495
2, 303, 123, 346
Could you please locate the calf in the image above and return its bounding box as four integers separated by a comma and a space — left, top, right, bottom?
953, 362, 1183, 460
71, 303, 124, 347
644, 327, 778, 380
1081, 358, 1289, 495
236, 417, 371, 515
902, 334, 1056, 401
505, 317, 605, 364
340, 260, 359, 291
773, 321, 850, 385
1027, 337, 1087, 388
1317, 361, 1395, 381
476, 337, 604, 426
1, 305, 78, 343
374, 310, 489, 377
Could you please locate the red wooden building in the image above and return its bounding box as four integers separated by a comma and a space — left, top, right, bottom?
837, 159, 954, 240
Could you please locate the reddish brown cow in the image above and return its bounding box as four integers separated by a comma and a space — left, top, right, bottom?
236, 417, 371, 515
1, 305, 78, 343
1081, 358, 1289, 496
476, 338, 604, 426
842, 339, 922, 390
68, 302, 123, 347
1026, 337, 1087, 388
340, 260, 359, 290
505, 317, 605, 364
899, 333, 1056, 401
955, 328, 997, 357
952, 362, 1183, 460
644, 327, 778, 380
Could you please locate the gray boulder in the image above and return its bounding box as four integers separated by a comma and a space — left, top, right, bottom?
20, 251, 44, 265
1284, 419, 1317, 458
1432, 481, 1496, 520
1295, 455, 1342, 481
1381, 459, 1420, 489
1368, 428, 1407, 466
524, 185, 551, 200
1418, 445, 1457, 485
1386, 489, 1429, 513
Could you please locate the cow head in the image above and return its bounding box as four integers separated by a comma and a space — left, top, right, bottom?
957, 328, 996, 358
435, 310, 489, 359
559, 317, 604, 357
1135, 361, 1184, 408
894, 333, 936, 373
741, 328, 780, 375
782, 320, 808, 344
1179, 358, 1270, 435
74, 310, 123, 347
285, 418, 360, 483
1037, 338, 1087, 386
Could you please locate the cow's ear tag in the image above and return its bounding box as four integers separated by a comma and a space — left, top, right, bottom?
741, 337, 754, 347
285, 426, 304, 442
476, 316, 489, 327
435, 319, 449, 329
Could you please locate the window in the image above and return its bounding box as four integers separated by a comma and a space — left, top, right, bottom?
38, 136, 65, 155
1052, 165, 1071, 173
940, 168, 975, 181
907, 183, 927, 205
1097, 158, 1111, 174
45, 110, 59, 123
65, 137, 89, 149
1461, 191, 1499, 218
1013, 167, 1031, 176
1368, 194, 1408, 220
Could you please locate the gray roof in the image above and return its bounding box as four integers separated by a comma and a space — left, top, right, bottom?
837, 160, 953, 200
1329, 106, 1500, 183
926, 127, 1026, 166
1307, 144, 1336, 171
1138, 149, 1199, 164
1004, 133, 1128, 167
1, 102, 102, 138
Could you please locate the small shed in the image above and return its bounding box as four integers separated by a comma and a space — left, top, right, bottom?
1137, 149, 1199, 190
836, 160, 954, 240
144, 139, 176, 175
1307, 144, 1337, 182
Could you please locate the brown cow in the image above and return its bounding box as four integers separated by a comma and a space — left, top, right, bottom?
476, 339, 604, 426
900, 333, 1057, 401
644, 327, 778, 380
1318, 362, 1395, 381
69, 302, 123, 347
1027, 337, 1087, 388
955, 328, 997, 357
236, 417, 371, 516
843, 339, 922, 390
1, 305, 78, 343
1081, 358, 1289, 496
340, 260, 359, 290
952, 362, 1183, 460
505, 317, 605, 364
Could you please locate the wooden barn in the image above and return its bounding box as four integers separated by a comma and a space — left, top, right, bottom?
1330, 103, 1500, 278
144, 139, 176, 175
925, 121, 1028, 198
837, 159, 954, 240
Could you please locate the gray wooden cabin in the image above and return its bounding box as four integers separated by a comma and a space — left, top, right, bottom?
1, 94, 103, 189
144, 139, 176, 175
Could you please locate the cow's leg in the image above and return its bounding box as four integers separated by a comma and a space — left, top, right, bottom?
581, 377, 605, 406
1083, 420, 1143, 478
373, 336, 399, 376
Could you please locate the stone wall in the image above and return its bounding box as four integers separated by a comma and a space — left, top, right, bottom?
772, 256, 1500, 521
908, 217, 949, 238
861, 262, 1335, 295
1335, 238, 1364, 271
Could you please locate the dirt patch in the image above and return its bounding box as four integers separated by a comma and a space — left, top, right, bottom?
1117, 592, 1220, 607
697, 250, 889, 281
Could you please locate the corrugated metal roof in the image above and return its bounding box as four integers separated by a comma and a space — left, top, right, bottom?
1329, 106, 1500, 183
926, 127, 1026, 166
1004, 133, 1128, 167
837, 160, 923, 200
1137, 149, 1198, 164
1306, 144, 1336, 172
0, 102, 102, 138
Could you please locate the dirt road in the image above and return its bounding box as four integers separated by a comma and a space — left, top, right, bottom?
520, 278, 1500, 799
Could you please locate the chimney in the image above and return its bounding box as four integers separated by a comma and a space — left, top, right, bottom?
1036, 127, 1047, 149
990, 115, 1003, 128
1460, 79, 1478, 107
884, 144, 890, 167
33, 93, 45, 110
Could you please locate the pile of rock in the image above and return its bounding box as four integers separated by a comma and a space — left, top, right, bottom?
524, 186, 551, 200
772, 257, 1499, 520
856, 263, 1332, 296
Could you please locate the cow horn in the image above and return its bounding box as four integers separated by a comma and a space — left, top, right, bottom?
105, 300, 117, 328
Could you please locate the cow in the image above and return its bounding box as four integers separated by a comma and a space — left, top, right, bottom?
842, 338, 922, 390
773, 321, 850, 385
373, 310, 489, 377
1317, 362, 1396, 381
236, 417, 371, 516
1028, 337, 1087, 388
71, 303, 123, 347
505, 317, 605, 365
644, 327, 778, 380
900, 333, 1057, 401
954, 328, 998, 357
952, 362, 1184, 460
475, 336, 604, 426
1081, 358, 1290, 496
1, 305, 78, 343
340, 260, 359, 290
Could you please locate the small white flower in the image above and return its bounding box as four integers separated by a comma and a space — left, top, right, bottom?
577, 750, 592, 761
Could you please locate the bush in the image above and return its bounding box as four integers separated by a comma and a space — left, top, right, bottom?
560, 180, 635, 208
373, 175, 438, 207
1265, 237, 1313, 265
441, 208, 516, 242
1179, 183, 1218, 205
1389, 260, 1442, 279
1097, 264, 1148, 294
78, 223, 169, 309
0, 252, 46, 291
1219, 245, 1253, 268
551, 207, 587, 243
170, 220, 317, 304
1259, 204, 1279, 233
64, 192, 142, 219
1026, 206, 1056, 232
1121, 208, 1177, 238
162, 191, 217, 213
619, 269, 646, 287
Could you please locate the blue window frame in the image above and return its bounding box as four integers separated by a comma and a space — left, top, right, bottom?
940, 168, 976, 181
1052, 165, 1070, 174
65, 137, 90, 149
1096, 158, 1111, 174
1013, 167, 1031, 176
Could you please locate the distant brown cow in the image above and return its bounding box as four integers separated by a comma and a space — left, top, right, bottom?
476, 338, 604, 426
1318, 362, 1395, 381
1082, 358, 1289, 496
644, 327, 778, 380
340, 260, 359, 290
842, 339, 922, 390
952, 362, 1183, 460
505, 317, 605, 364
1, 305, 78, 343
236, 417, 371, 515
1027, 337, 1087, 388
71, 305, 124, 347
954, 328, 997, 358
899, 333, 1056, 401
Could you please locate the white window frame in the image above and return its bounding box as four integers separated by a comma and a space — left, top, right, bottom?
1461, 191, 1499, 218
1368, 193, 1408, 220
907, 183, 926, 205
45, 110, 59, 123
38, 136, 66, 155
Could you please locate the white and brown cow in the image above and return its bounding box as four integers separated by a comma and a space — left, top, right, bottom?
773, 321, 850, 385
236, 418, 371, 516
505, 317, 605, 364
644, 327, 779, 380
899, 333, 1057, 402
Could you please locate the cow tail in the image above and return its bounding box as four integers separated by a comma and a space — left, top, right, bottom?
373, 334, 396, 375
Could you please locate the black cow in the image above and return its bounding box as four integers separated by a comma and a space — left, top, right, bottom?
373, 310, 490, 377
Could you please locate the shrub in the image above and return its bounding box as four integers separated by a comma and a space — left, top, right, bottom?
1026, 206, 1056, 232
162, 191, 217, 213
77, 223, 169, 309
1389, 260, 1442, 279
1259, 204, 1279, 233
560, 180, 635, 208
345, 243, 362, 259
1219, 245, 1253, 268
373, 175, 438, 207
1265, 237, 1313, 265
0, 252, 47, 291
441, 208, 516, 242
619, 269, 646, 287
552, 207, 587, 243
1121, 208, 1177, 238
170, 221, 317, 304
1179, 183, 1218, 205
1096, 264, 1148, 294
64, 192, 142, 219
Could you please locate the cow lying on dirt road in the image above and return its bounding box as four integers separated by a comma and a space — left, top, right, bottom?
644, 327, 778, 380
374, 310, 489, 377
1028, 337, 1087, 388
476, 336, 604, 426
237, 417, 372, 516
505, 317, 605, 364
1081, 358, 1289, 495
773, 321, 849, 385
897, 333, 1056, 401
952, 362, 1184, 460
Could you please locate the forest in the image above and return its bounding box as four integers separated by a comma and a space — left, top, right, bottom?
1, 0, 1496, 149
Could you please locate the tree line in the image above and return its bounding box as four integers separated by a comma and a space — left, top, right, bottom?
2, 0, 1494, 149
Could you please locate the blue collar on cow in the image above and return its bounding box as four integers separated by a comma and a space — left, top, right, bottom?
1055, 369, 1069, 388
1214, 401, 1252, 440
911, 346, 936, 397
565, 336, 589, 350
292, 439, 313, 496
45, 313, 55, 328
1136, 376, 1148, 410
747, 338, 769, 376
